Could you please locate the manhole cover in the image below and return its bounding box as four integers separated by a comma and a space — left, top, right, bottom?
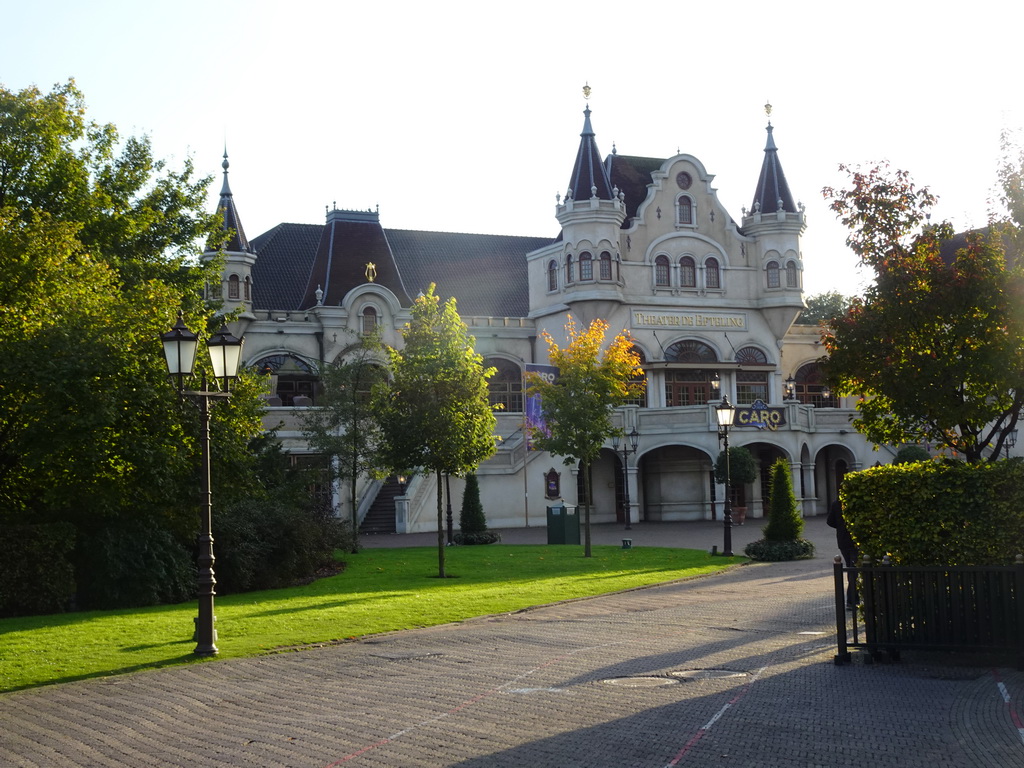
601, 676, 678, 688
670, 669, 749, 680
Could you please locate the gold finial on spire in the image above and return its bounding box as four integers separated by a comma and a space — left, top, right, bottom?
365, 262, 377, 283
764, 100, 773, 120
583, 82, 591, 101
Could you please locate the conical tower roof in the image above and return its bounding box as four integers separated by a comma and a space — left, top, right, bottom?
565, 106, 615, 201
217, 151, 251, 252
750, 122, 796, 214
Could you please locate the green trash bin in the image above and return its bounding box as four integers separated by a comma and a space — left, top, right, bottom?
546, 502, 580, 545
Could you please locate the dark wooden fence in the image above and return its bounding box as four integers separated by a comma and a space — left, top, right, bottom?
834, 554, 1024, 668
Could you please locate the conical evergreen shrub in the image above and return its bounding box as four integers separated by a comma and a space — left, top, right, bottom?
459, 473, 486, 534
763, 458, 804, 542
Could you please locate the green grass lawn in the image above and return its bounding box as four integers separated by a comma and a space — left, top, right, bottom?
0, 544, 743, 692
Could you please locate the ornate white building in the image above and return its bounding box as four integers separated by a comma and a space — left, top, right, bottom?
207, 105, 884, 533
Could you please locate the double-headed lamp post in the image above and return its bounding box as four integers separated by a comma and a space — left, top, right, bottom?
715, 396, 736, 557
160, 311, 244, 656
612, 427, 640, 530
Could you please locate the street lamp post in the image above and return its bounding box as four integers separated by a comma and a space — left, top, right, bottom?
612, 427, 640, 530
785, 375, 796, 401
160, 311, 243, 656
1006, 429, 1018, 459
716, 396, 736, 557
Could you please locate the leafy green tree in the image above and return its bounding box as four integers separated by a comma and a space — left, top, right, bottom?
301, 338, 386, 552
0, 80, 219, 293
373, 285, 497, 577
0, 80, 265, 609
525, 317, 644, 557
795, 291, 852, 326
822, 163, 1024, 462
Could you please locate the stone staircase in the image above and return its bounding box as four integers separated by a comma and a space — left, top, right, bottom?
360, 476, 401, 534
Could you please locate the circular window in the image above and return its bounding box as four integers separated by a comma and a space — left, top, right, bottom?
676, 171, 692, 190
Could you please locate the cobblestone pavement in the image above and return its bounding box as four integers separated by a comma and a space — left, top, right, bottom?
2, 517, 1023, 767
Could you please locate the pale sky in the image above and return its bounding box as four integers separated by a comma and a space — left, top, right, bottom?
3, 0, 1021, 297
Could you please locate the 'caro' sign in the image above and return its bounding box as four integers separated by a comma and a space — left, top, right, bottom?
734, 399, 786, 430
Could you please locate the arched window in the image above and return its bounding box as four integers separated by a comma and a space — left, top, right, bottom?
244, 276, 251, 301
485, 358, 523, 413
677, 195, 694, 225
680, 256, 696, 288
361, 306, 377, 335
547, 260, 558, 291
795, 362, 835, 407
665, 339, 718, 364
255, 354, 318, 406
228, 274, 240, 299
580, 251, 593, 281
735, 346, 771, 403
766, 261, 780, 288
705, 257, 721, 289
566, 254, 575, 283
786, 260, 799, 288
599, 251, 613, 281
655, 255, 670, 287
665, 370, 715, 406
624, 346, 647, 407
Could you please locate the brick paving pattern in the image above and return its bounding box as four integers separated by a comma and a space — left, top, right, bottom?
2, 517, 1022, 767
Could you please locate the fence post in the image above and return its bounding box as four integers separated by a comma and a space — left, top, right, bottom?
834, 556, 851, 665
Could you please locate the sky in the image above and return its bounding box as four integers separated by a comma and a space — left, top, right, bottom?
3, 0, 1022, 297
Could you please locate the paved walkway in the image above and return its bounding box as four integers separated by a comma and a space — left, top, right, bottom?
2, 516, 1023, 767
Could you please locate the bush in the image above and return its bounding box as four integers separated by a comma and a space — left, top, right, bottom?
0, 523, 77, 617
893, 445, 931, 465
75, 521, 194, 610
744, 538, 815, 561
453, 531, 502, 545
714, 445, 758, 486
215, 498, 353, 593
843, 460, 1024, 566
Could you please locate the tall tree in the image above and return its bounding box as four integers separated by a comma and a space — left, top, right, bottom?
301, 338, 386, 552
794, 291, 853, 326
373, 285, 497, 577
0, 81, 264, 608
822, 163, 1024, 462
525, 317, 644, 556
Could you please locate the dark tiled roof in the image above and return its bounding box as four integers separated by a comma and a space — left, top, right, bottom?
298, 212, 411, 309
566, 106, 615, 202
251, 223, 322, 310
608, 154, 665, 226
751, 124, 796, 214
386, 229, 555, 317
249, 221, 554, 316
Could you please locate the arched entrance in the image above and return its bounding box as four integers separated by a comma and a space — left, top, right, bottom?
639, 445, 715, 521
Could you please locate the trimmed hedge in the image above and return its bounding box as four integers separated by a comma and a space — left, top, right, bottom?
744, 538, 815, 561
0, 523, 77, 617
843, 459, 1024, 566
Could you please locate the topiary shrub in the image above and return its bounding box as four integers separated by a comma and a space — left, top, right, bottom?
454, 474, 498, 544
763, 458, 804, 542
892, 445, 931, 465
714, 445, 758, 486
744, 458, 815, 561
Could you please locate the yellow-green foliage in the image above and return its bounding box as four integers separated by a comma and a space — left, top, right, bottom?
842, 460, 1024, 565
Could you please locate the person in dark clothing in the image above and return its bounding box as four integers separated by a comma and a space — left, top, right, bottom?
827, 496, 858, 609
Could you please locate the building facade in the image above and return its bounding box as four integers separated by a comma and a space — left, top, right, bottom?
208, 106, 884, 533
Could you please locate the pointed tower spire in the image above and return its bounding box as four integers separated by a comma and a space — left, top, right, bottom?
750, 105, 796, 214
565, 90, 614, 202
217, 150, 251, 253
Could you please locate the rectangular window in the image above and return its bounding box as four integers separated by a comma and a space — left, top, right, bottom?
736, 372, 768, 404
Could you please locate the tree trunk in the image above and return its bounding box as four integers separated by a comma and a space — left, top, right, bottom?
436, 468, 446, 577
583, 460, 592, 557
349, 451, 359, 553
